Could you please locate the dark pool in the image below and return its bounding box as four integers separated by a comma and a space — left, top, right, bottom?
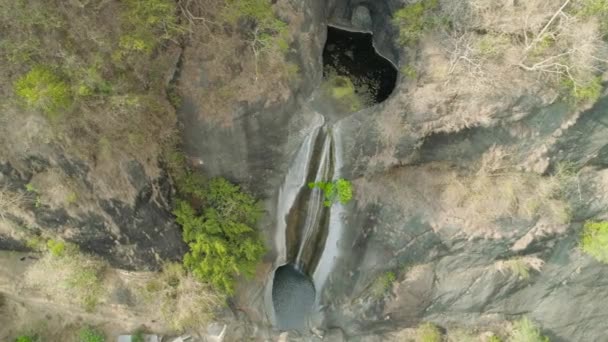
323, 25, 397, 104
271, 264, 316, 331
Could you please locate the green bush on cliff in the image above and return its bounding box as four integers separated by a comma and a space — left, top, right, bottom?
416, 322, 442, 342
173, 177, 266, 294
78, 326, 105, 342
14, 66, 72, 117
581, 221, 608, 263
309, 178, 353, 207
14, 335, 37, 342
117, 0, 182, 55
510, 317, 549, 342
392, 0, 440, 46
222, 0, 289, 60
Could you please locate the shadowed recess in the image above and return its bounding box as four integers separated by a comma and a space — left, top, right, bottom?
323, 26, 397, 105
271, 264, 316, 331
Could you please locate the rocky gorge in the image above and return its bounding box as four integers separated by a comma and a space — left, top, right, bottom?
1, 0, 608, 341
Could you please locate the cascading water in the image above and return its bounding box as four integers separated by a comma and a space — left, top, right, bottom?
269, 22, 397, 332
294, 132, 332, 269
270, 122, 343, 331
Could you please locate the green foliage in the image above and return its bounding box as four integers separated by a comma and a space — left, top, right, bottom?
66, 192, 78, 204
14, 66, 72, 118
577, 0, 608, 37
401, 65, 417, 79
174, 177, 266, 294
321, 74, 366, 112
131, 330, 145, 342
502, 258, 532, 280
118, 0, 182, 55
392, 0, 439, 46
46, 239, 66, 257
14, 335, 37, 342
489, 335, 504, 342
581, 221, 608, 263
79, 326, 105, 342
562, 76, 603, 104
417, 322, 442, 342
370, 271, 396, 298
308, 178, 353, 207
222, 0, 289, 55
509, 317, 549, 342
47, 241, 104, 311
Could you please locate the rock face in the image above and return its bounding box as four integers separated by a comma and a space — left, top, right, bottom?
0, 144, 186, 270
174, 0, 608, 341
2, 0, 608, 340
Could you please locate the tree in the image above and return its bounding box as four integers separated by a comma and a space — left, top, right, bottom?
174, 177, 266, 294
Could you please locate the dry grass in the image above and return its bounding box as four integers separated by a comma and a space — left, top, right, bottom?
138, 262, 224, 332
440, 146, 574, 236
496, 256, 545, 280
25, 244, 107, 312
0, 187, 25, 221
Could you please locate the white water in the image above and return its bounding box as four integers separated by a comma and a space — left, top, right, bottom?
294, 132, 332, 266
274, 117, 324, 263
312, 125, 345, 294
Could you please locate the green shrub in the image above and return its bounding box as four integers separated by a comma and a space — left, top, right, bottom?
392, 0, 439, 46
79, 326, 105, 342
14, 66, 72, 117
131, 330, 144, 342
174, 177, 266, 294
370, 271, 396, 298
321, 74, 366, 112
489, 335, 504, 342
46, 239, 66, 257
417, 322, 442, 342
14, 335, 37, 342
562, 76, 603, 104
401, 65, 417, 79
509, 317, 549, 342
308, 178, 353, 207
222, 0, 289, 57
581, 221, 608, 263
576, 0, 608, 36
118, 0, 182, 55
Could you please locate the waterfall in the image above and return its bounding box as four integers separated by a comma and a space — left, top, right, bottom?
274, 115, 345, 281
294, 132, 332, 268
312, 126, 345, 293
274, 122, 322, 263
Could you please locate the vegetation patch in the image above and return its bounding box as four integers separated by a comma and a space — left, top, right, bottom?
78, 326, 105, 342
369, 271, 396, 298
309, 178, 354, 207
25, 240, 106, 312
416, 322, 442, 342
14, 66, 72, 118
321, 70, 373, 113
581, 221, 608, 263
496, 256, 544, 280
140, 263, 223, 331
510, 317, 550, 342
173, 177, 266, 294
14, 335, 39, 342
392, 0, 440, 46
117, 0, 182, 56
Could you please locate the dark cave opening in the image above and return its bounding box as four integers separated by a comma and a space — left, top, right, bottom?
322, 25, 398, 106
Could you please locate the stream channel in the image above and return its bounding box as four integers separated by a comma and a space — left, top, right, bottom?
268, 25, 397, 331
